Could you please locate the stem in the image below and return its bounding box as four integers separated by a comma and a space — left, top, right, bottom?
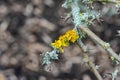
71, 0, 81, 27
77, 39, 103, 80
79, 27, 120, 62
91, 0, 120, 4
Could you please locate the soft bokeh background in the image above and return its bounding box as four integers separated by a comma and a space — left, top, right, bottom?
0, 0, 120, 80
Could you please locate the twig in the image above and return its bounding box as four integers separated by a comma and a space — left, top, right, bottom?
91, 0, 120, 4
79, 27, 120, 62
77, 39, 103, 80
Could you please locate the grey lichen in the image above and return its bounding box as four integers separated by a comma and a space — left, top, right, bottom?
112, 69, 119, 80
43, 49, 59, 65
63, 0, 100, 27
62, 0, 73, 8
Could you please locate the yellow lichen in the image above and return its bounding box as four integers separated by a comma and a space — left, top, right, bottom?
51, 29, 79, 53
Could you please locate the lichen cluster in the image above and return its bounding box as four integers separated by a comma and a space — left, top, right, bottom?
43, 29, 79, 65
51, 29, 79, 53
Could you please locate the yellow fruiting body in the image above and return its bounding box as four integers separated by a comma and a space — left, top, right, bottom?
51, 29, 79, 53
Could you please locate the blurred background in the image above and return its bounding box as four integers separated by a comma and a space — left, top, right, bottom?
0, 0, 120, 80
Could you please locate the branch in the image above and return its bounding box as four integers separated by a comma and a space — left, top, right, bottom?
92, 0, 120, 4
77, 39, 103, 80
79, 27, 120, 62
